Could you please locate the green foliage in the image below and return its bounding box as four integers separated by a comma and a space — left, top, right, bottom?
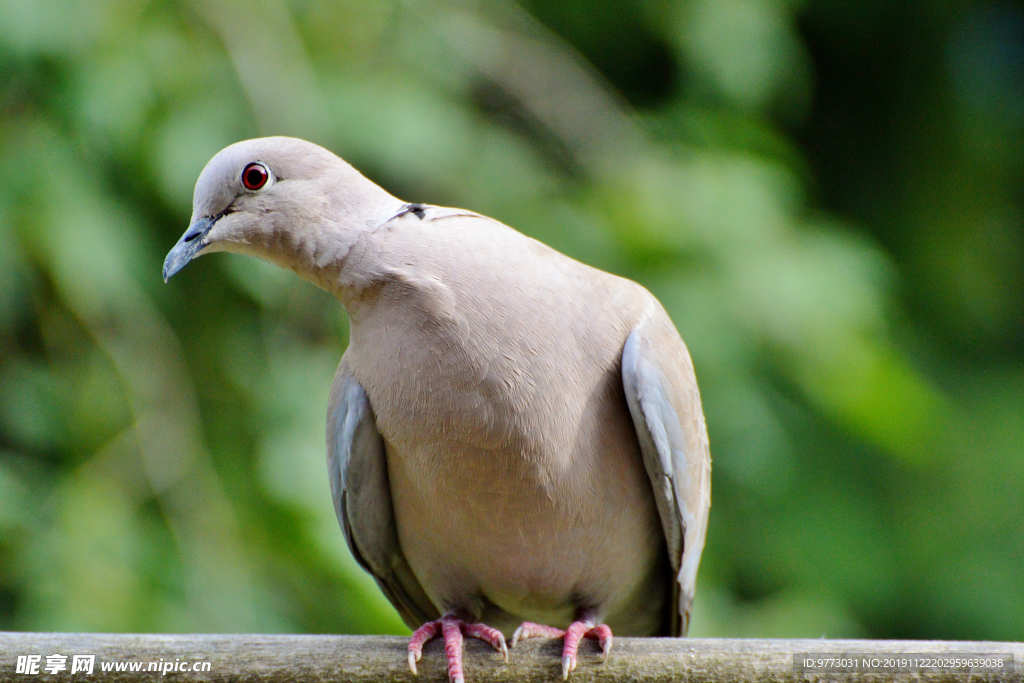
0, 0, 1020, 640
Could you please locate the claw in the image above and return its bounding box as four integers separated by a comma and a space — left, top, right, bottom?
407, 613, 506, 682
511, 621, 566, 645
514, 616, 612, 679
588, 624, 613, 663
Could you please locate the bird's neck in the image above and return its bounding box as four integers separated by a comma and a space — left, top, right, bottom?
265, 180, 406, 301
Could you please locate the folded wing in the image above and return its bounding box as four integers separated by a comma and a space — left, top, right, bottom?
327, 360, 438, 629
621, 312, 712, 636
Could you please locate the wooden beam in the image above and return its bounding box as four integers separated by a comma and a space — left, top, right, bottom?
1, 632, 1020, 682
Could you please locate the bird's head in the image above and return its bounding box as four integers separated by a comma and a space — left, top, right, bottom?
163, 136, 401, 284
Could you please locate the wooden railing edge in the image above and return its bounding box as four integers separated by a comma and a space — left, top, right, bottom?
1, 631, 1020, 682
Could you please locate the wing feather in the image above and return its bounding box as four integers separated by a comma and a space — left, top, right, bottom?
327, 359, 438, 629
621, 311, 711, 636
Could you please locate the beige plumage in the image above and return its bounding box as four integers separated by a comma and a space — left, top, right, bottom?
164, 137, 711, 682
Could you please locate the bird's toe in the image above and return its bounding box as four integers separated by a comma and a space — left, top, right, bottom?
407, 612, 508, 682
510, 621, 566, 647
512, 616, 613, 679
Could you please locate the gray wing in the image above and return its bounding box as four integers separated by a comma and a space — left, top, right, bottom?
327, 359, 438, 629
621, 313, 712, 636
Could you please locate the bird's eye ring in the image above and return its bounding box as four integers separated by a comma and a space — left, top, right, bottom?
241, 162, 270, 191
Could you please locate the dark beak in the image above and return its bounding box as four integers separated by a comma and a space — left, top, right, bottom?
163, 215, 217, 282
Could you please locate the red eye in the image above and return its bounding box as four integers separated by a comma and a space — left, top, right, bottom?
242, 162, 269, 190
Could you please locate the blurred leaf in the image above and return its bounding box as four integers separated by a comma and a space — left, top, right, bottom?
0, 456, 31, 533
670, 0, 811, 115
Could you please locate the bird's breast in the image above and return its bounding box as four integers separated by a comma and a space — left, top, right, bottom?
346, 309, 663, 629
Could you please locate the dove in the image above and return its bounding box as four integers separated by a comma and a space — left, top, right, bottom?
163, 137, 711, 683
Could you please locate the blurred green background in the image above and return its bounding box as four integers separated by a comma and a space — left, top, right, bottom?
0, 0, 1021, 642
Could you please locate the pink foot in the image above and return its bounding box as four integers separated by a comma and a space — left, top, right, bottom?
511, 615, 613, 679
408, 612, 508, 683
